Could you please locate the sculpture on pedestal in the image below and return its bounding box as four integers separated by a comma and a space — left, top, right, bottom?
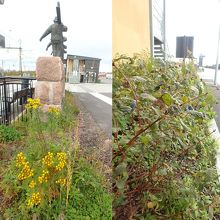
40, 2, 67, 61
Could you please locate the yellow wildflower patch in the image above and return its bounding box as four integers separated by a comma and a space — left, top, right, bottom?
29, 180, 36, 188
25, 98, 42, 110
55, 152, 67, 171
38, 170, 49, 184
56, 178, 67, 186
42, 152, 53, 167
16, 152, 26, 167
27, 192, 41, 207
48, 106, 61, 115
17, 162, 34, 181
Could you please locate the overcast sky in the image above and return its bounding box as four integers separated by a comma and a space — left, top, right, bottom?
166, 0, 220, 65
1, 0, 218, 71
0, 0, 112, 71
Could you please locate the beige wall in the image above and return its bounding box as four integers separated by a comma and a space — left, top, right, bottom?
112, 0, 151, 57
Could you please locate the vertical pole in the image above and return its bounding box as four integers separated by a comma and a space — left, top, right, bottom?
19, 46, 22, 76
163, 0, 166, 60
18, 39, 22, 76
149, 0, 153, 57
3, 78, 8, 124
214, 23, 220, 85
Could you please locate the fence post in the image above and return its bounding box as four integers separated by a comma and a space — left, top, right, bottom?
3, 78, 9, 124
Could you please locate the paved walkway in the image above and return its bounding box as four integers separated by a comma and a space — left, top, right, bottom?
65, 83, 112, 138
65, 82, 112, 169
199, 69, 220, 180
198, 68, 220, 129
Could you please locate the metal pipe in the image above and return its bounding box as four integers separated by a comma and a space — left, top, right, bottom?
163, 0, 166, 60
214, 0, 220, 85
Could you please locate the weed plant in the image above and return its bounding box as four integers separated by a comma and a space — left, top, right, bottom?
0, 125, 21, 143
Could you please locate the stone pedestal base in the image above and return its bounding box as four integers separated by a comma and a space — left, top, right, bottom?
35, 56, 65, 111
35, 81, 65, 105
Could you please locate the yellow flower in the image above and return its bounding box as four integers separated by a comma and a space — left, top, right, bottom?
25, 98, 42, 110
17, 162, 34, 181
55, 161, 65, 171
16, 152, 26, 167
55, 152, 67, 171
29, 180, 36, 188
48, 106, 61, 115
38, 170, 49, 184
42, 152, 54, 167
56, 178, 66, 186
57, 152, 67, 161
27, 192, 41, 207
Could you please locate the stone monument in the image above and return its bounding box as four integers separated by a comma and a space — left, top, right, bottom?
35, 2, 66, 112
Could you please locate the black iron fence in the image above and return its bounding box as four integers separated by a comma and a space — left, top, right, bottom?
0, 77, 36, 125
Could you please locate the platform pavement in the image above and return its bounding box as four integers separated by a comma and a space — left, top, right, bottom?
199, 70, 220, 180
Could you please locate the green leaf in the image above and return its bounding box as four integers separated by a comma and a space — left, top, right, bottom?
190, 86, 199, 95
158, 168, 167, 176
114, 163, 127, 176
182, 96, 189, 103
119, 105, 132, 113
141, 93, 157, 101
132, 76, 147, 82
208, 206, 214, 220
179, 118, 190, 131
151, 106, 161, 116
140, 136, 149, 145
116, 179, 126, 190
161, 93, 174, 106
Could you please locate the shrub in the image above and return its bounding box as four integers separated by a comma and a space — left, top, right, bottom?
112, 54, 220, 219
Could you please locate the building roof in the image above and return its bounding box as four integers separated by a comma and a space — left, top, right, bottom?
67, 54, 101, 61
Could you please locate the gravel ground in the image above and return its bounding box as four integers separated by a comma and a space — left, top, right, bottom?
74, 94, 112, 169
